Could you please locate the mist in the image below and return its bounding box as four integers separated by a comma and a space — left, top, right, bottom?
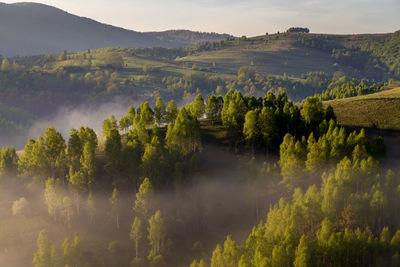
3, 97, 138, 150
0, 140, 281, 267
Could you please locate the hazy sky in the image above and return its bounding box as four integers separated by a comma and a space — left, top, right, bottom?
3, 0, 400, 36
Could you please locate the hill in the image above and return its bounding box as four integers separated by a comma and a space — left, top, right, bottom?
0, 2, 229, 57
324, 86, 400, 130
0, 28, 399, 147
180, 31, 400, 80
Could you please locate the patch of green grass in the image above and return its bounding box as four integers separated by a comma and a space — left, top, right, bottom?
324, 87, 400, 130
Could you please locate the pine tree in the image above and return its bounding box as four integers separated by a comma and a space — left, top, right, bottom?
190, 94, 206, 119
104, 128, 122, 175
50, 244, 63, 267
222, 235, 239, 266
147, 210, 167, 261
243, 110, 259, 154
166, 107, 202, 155
67, 128, 83, 171
258, 107, 278, 152
43, 126, 67, 179
166, 100, 179, 124
139, 102, 154, 127
141, 136, 164, 185
130, 217, 143, 259
86, 191, 96, 224
134, 178, 154, 219
301, 96, 324, 128
109, 188, 121, 229
210, 244, 224, 267
33, 230, 52, 267
44, 178, 63, 221
154, 97, 166, 125
102, 115, 118, 137
294, 235, 310, 267
207, 94, 223, 125
0, 146, 18, 178
271, 245, 288, 267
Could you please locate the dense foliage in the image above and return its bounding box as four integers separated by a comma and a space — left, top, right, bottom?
319, 78, 385, 100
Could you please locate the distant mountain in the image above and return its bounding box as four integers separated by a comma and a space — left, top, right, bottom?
0, 2, 230, 57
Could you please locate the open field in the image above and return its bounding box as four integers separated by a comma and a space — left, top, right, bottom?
325, 87, 400, 130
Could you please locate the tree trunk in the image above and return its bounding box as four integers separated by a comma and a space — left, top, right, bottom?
135, 239, 139, 258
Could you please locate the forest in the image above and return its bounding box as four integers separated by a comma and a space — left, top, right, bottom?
0, 84, 398, 266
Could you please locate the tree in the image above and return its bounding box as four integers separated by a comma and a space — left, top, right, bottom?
139, 102, 155, 127
243, 110, 259, 154
43, 126, 67, 178
238, 66, 255, 81
58, 50, 67, 61
148, 210, 167, 261
370, 136, 386, 159
104, 52, 124, 69
80, 141, 96, 187
258, 107, 278, 152
190, 94, 206, 119
63, 234, 84, 267
287, 27, 310, 33
301, 96, 324, 128
222, 235, 239, 266
86, 191, 96, 224
207, 95, 223, 125
294, 235, 310, 267
325, 105, 336, 122
50, 244, 63, 267
60, 196, 73, 227
134, 177, 154, 219
141, 136, 165, 185
1, 58, 11, 71
104, 128, 122, 175
166, 107, 202, 156
154, 97, 166, 125
279, 134, 306, 190
339, 205, 357, 230
102, 115, 118, 138
120, 105, 136, 132
109, 188, 121, 229
44, 178, 63, 221
317, 218, 335, 265
210, 244, 224, 267
166, 100, 179, 124
221, 90, 247, 148
130, 217, 143, 259
0, 146, 18, 178
132, 118, 150, 145
67, 129, 83, 171
11, 197, 28, 216
33, 230, 52, 267
191, 259, 207, 267
271, 245, 289, 267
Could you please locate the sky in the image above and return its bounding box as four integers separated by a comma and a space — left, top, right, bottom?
2, 0, 400, 36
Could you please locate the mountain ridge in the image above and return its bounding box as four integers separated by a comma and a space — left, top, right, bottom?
0, 2, 231, 56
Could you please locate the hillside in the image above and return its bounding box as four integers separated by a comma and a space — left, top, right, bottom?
0, 28, 399, 148
180, 31, 400, 80
0, 2, 229, 57
145, 30, 232, 46
325, 86, 400, 130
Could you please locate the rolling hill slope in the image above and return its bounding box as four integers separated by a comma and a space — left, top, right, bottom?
0, 2, 229, 56
180, 31, 400, 80
324, 87, 400, 130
